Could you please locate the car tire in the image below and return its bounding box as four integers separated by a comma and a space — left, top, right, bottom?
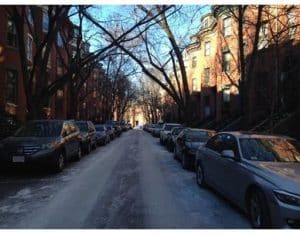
86, 143, 91, 154
248, 189, 271, 228
54, 152, 65, 172
196, 163, 206, 187
173, 146, 177, 160
75, 147, 82, 161
182, 153, 189, 170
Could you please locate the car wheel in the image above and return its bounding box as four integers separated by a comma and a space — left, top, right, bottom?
173, 146, 177, 159
196, 163, 206, 187
86, 143, 91, 154
248, 189, 271, 228
54, 152, 65, 172
75, 147, 82, 161
182, 153, 189, 170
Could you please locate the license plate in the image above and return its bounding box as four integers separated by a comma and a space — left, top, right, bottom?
12, 156, 25, 163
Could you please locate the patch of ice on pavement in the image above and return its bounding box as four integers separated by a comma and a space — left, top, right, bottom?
0, 203, 24, 214
9, 188, 32, 199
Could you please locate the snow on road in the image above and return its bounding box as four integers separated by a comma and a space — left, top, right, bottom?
0, 130, 251, 228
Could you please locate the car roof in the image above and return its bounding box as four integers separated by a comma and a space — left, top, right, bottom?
218, 131, 295, 140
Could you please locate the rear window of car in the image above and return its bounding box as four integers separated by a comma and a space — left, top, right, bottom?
96, 126, 104, 131
165, 124, 180, 131
14, 121, 62, 137
172, 127, 184, 135
76, 122, 88, 132
186, 130, 209, 142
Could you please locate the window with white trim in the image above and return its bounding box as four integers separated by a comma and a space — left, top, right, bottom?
26, 34, 33, 61
204, 41, 211, 56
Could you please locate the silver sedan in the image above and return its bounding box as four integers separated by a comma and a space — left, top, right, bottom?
195, 132, 300, 228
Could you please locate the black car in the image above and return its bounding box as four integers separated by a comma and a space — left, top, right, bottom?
0, 120, 81, 172
174, 128, 216, 170
75, 121, 97, 154
95, 124, 110, 146
105, 124, 115, 140
166, 127, 185, 152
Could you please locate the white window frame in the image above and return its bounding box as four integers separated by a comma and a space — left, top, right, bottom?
26, 34, 33, 61
192, 78, 197, 91
223, 17, 231, 37
204, 41, 211, 56
42, 11, 49, 32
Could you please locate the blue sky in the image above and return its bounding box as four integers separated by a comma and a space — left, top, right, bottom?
70, 5, 211, 52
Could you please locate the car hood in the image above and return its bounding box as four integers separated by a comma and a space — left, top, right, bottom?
247, 161, 300, 194
1, 136, 56, 147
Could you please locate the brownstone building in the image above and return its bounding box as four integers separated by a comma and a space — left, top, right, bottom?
0, 6, 104, 124
186, 5, 300, 128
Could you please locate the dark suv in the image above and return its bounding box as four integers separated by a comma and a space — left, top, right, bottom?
75, 121, 97, 154
0, 120, 81, 172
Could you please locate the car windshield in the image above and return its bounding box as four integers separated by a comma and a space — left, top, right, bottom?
165, 124, 180, 131
240, 138, 300, 162
96, 126, 104, 131
186, 130, 209, 142
14, 121, 62, 137
155, 125, 162, 129
76, 122, 88, 132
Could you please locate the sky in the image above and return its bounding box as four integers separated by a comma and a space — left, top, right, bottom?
70, 5, 210, 53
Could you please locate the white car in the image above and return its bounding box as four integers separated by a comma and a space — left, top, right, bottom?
160, 123, 181, 145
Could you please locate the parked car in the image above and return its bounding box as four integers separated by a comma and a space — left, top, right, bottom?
105, 124, 115, 140
174, 128, 216, 169
195, 132, 300, 228
95, 124, 110, 146
0, 120, 81, 172
166, 127, 185, 152
75, 120, 97, 154
160, 123, 182, 145
152, 124, 163, 138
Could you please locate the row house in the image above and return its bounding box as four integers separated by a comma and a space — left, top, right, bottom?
0, 6, 73, 122
185, 5, 300, 127
0, 6, 104, 124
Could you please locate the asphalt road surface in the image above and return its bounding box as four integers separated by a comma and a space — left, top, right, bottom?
0, 129, 251, 228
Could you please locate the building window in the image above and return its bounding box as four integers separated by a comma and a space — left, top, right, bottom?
26, 7, 34, 25
192, 78, 197, 91
26, 34, 33, 61
57, 31, 64, 47
7, 19, 18, 47
47, 52, 51, 68
42, 11, 49, 32
258, 22, 269, 49
6, 70, 18, 104
223, 17, 231, 37
223, 87, 231, 103
288, 10, 297, 39
222, 51, 230, 72
202, 18, 209, 29
204, 41, 211, 56
204, 68, 210, 85
192, 56, 197, 68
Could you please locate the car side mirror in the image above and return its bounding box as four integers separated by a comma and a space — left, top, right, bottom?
221, 150, 235, 159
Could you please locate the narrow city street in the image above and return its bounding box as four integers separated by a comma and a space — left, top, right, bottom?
0, 129, 251, 228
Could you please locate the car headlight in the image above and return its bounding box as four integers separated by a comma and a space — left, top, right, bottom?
274, 190, 300, 206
